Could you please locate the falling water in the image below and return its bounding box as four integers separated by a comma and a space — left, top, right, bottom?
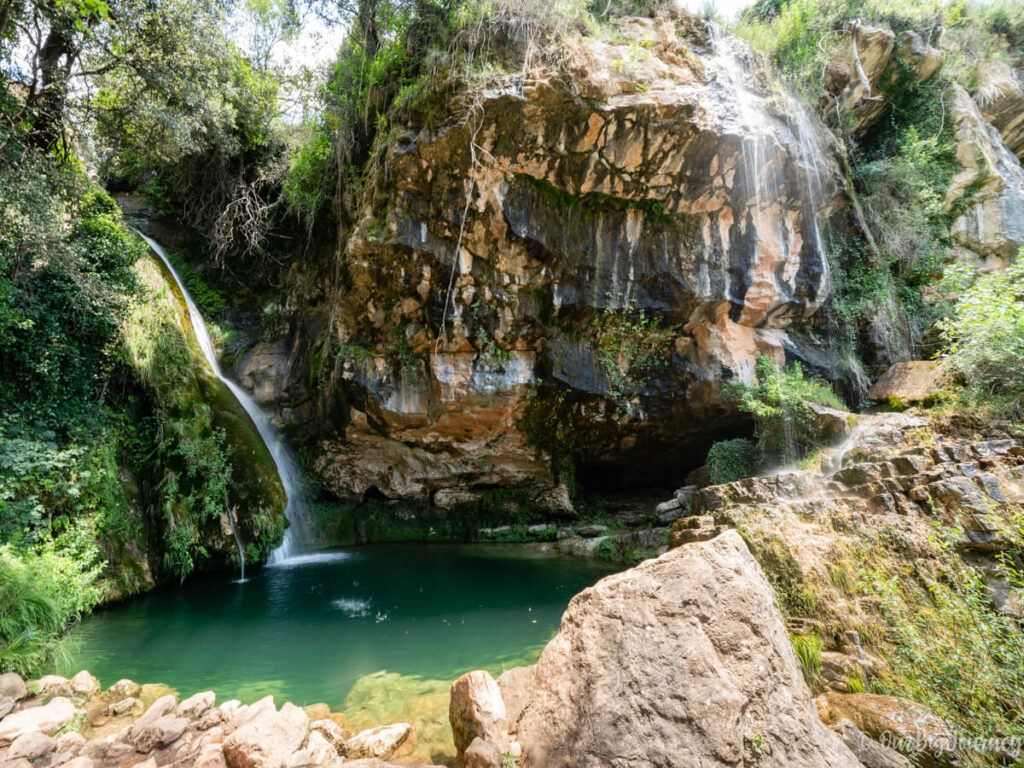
133, 229, 313, 566
706, 23, 780, 216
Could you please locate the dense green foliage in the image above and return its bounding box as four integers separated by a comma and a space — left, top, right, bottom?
705, 438, 756, 485
0, 134, 283, 674
940, 256, 1024, 412
724, 356, 844, 465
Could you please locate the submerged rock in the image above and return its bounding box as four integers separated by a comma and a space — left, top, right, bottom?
512, 530, 861, 766
344, 723, 412, 760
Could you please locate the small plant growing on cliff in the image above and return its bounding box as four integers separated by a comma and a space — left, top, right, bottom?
592, 299, 674, 405
791, 632, 822, 679
723, 355, 843, 465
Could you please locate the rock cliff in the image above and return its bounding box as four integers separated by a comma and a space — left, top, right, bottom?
301, 15, 846, 502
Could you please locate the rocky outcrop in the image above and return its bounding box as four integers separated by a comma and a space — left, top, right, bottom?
945, 85, 1024, 267
507, 530, 861, 767
974, 61, 1024, 160
828, 24, 941, 135
817, 694, 954, 765
448, 671, 507, 757
309, 14, 845, 500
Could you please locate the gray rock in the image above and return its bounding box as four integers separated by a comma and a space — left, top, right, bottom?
575, 525, 607, 538
344, 724, 411, 761
0, 697, 14, 720
133, 715, 189, 752
831, 718, 912, 768
0, 675, 26, 702
128, 695, 176, 742
178, 691, 216, 719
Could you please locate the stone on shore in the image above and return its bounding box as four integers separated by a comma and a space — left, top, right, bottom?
8, 731, 57, 760
448, 671, 507, 755
0, 675, 26, 702
0, 697, 80, 743
222, 702, 309, 768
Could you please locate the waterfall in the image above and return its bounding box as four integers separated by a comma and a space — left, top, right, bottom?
706, 23, 780, 216
133, 229, 313, 566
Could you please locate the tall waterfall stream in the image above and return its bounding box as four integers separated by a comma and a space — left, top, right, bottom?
134, 229, 313, 566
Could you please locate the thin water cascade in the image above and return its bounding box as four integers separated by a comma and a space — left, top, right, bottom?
132, 229, 314, 566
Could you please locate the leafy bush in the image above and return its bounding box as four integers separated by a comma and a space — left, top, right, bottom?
706, 438, 756, 485
939, 257, 1024, 410
724, 355, 843, 464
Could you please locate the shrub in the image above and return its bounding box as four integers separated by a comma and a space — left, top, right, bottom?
0, 529, 107, 676
939, 257, 1024, 411
706, 438, 756, 485
723, 355, 843, 464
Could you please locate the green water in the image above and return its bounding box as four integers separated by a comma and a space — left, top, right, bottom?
59, 544, 615, 709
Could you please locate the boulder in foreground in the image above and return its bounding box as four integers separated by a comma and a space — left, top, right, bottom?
513, 530, 862, 767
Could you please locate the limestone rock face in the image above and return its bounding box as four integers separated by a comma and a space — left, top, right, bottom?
310, 17, 845, 497
512, 530, 861, 767
830, 25, 940, 135
974, 61, 1024, 160
946, 85, 1024, 267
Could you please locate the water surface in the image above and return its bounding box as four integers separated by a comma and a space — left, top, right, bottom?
60, 544, 615, 710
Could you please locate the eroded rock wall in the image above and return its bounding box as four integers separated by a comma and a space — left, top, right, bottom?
307, 16, 846, 501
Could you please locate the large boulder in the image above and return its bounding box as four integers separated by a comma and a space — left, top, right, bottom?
222, 702, 309, 768
514, 530, 861, 767
945, 85, 1024, 266
867, 361, 951, 405
449, 671, 508, 756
